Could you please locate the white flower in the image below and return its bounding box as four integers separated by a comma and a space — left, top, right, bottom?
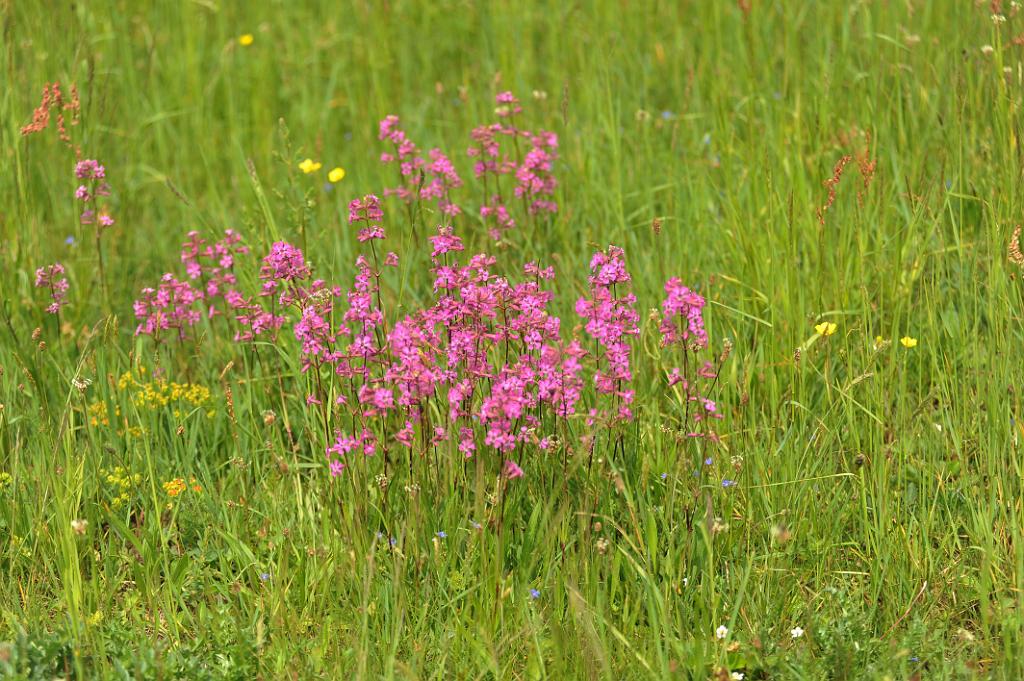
716, 625, 729, 640
791, 626, 805, 638
682, 577, 689, 587
731, 673, 745, 681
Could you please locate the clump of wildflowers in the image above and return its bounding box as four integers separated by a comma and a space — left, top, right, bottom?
349, 194, 386, 242
469, 92, 559, 239
117, 91, 730, 495
133, 274, 204, 340
34, 263, 69, 315
576, 246, 640, 422
660, 278, 708, 349
163, 476, 202, 498
659, 277, 724, 442
378, 116, 464, 221
74, 159, 114, 228
180, 229, 250, 323
101, 467, 141, 510
375, 91, 557, 242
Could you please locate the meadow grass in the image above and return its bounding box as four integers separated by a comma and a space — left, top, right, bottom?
1, 1, 1023, 678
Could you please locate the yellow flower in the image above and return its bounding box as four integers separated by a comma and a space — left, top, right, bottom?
328, 167, 346, 183
900, 336, 918, 348
298, 158, 322, 174
814, 321, 838, 337
238, 34, 254, 47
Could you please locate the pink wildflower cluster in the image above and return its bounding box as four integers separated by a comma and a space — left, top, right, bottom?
74, 159, 114, 228
469, 92, 559, 239
126, 92, 725, 483
379, 116, 462, 218
375, 91, 557, 241
34, 263, 69, 315
133, 215, 723, 481
136, 231, 288, 343
660, 278, 708, 349
659, 279, 722, 438
180, 230, 249, 315
349, 194, 386, 242
576, 246, 640, 422
133, 274, 203, 339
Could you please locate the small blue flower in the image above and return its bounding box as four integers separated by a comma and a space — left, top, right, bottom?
704, 457, 713, 466
389, 537, 397, 546
259, 572, 270, 581
65, 236, 76, 246
376, 531, 384, 539
660, 472, 668, 480
722, 479, 737, 488
436, 531, 446, 538
323, 182, 334, 193
529, 588, 541, 599
910, 656, 920, 663
661, 110, 674, 120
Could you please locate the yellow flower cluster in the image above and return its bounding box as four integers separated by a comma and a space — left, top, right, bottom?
0, 471, 12, 491
89, 369, 215, 427
88, 400, 119, 427
163, 477, 202, 498
102, 466, 141, 508
120, 370, 211, 410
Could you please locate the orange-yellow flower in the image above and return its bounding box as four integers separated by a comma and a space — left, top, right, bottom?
163, 478, 186, 497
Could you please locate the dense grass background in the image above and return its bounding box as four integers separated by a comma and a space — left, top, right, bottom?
2, 0, 1023, 678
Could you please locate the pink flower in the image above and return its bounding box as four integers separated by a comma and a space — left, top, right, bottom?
395, 421, 415, 448
428, 226, 464, 258
74, 159, 105, 180
503, 460, 524, 478
35, 263, 69, 314
576, 246, 639, 422
660, 278, 708, 348
132, 274, 203, 340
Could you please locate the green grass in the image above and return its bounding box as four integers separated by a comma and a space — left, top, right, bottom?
2, 1, 1023, 678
